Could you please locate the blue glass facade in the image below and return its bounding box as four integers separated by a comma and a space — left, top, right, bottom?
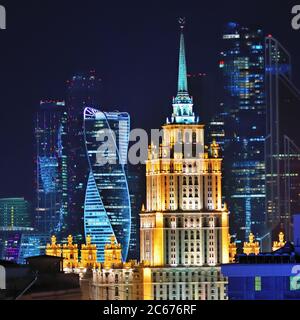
0, 198, 31, 230
65, 72, 102, 243
83, 107, 131, 262
35, 101, 68, 236
220, 23, 266, 244
18, 233, 49, 264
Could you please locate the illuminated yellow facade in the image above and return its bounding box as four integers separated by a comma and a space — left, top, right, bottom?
228, 235, 237, 263
82, 240, 144, 300
272, 232, 286, 252
141, 130, 229, 267
62, 235, 79, 269
46, 236, 62, 257
81, 235, 98, 268
139, 21, 229, 300
103, 236, 123, 269
243, 233, 260, 255
46, 235, 99, 269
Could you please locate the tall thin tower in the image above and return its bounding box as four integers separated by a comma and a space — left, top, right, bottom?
140, 20, 229, 300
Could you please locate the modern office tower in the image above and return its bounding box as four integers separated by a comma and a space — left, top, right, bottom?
83, 108, 131, 262
265, 36, 300, 241
0, 198, 34, 262
0, 198, 31, 229
18, 233, 49, 264
219, 22, 266, 245
65, 71, 102, 242
34, 100, 68, 236
139, 22, 229, 300
127, 164, 144, 260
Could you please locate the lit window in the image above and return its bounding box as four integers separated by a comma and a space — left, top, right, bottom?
290, 276, 300, 291
255, 277, 261, 291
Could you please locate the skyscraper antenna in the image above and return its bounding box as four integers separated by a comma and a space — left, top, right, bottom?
178, 17, 185, 30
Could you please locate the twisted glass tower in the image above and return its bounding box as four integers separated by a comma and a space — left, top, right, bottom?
83, 107, 131, 262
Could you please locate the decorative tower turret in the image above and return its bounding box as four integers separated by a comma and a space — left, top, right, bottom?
228, 234, 237, 263
272, 232, 286, 251
46, 235, 62, 257
243, 232, 260, 255
81, 235, 98, 268
62, 235, 79, 269
104, 236, 123, 269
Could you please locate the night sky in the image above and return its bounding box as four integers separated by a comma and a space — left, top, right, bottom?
0, 0, 299, 203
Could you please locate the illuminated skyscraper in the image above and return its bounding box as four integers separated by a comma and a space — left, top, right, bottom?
65, 71, 102, 242
34, 100, 68, 235
220, 22, 266, 245
139, 21, 229, 300
265, 35, 300, 241
0, 198, 34, 262
0, 198, 31, 230
83, 108, 131, 262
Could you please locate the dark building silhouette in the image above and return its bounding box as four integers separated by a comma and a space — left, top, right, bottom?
127, 164, 145, 261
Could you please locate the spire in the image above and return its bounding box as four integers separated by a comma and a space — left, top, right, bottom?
169, 18, 196, 125
178, 18, 188, 94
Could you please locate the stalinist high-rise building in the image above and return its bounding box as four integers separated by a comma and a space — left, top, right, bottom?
139, 20, 230, 300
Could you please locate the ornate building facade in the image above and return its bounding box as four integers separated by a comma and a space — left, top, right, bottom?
138, 21, 229, 300
46, 235, 98, 270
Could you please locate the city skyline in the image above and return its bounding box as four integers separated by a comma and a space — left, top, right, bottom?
1, 3, 300, 302
0, 1, 299, 204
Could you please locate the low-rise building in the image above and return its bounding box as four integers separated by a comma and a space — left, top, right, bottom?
221, 214, 300, 300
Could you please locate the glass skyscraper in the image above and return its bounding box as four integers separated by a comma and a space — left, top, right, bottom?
0, 198, 31, 230
83, 107, 131, 262
220, 22, 266, 245
65, 71, 102, 243
265, 35, 300, 241
0, 198, 34, 262
34, 100, 68, 236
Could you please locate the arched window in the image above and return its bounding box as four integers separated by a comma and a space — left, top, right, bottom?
192, 132, 197, 143
185, 132, 190, 143
178, 131, 182, 142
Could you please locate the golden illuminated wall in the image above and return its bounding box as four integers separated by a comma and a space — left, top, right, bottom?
243, 233, 260, 255
272, 232, 286, 252
46, 235, 101, 269
46, 236, 62, 257
81, 235, 98, 268
104, 236, 123, 268
228, 234, 237, 263
62, 235, 79, 268
140, 123, 230, 267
